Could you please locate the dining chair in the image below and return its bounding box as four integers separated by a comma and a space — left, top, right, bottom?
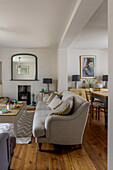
90, 88, 105, 120
85, 89, 105, 122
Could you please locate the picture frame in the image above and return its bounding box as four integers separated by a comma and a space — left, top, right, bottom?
18, 66, 29, 75
80, 55, 96, 79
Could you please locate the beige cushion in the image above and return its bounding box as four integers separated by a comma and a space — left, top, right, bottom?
51, 96, 73, 115
48, 95, 63, 109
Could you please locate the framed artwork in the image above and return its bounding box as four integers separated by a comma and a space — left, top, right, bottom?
18, 66, 29, 75
80, 55, 96, 79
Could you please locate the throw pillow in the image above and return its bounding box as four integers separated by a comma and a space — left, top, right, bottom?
46, 92, 63, 104
50, 96, 73, 116
48, 95, 63, 109
46, 93, 56, 104
54, 91, 63, 96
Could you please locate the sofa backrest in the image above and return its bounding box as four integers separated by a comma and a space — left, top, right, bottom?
62, 90, 87, 112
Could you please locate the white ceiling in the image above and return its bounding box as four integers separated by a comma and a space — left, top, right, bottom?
0, 0, 77, 48
0, 0, 107, 49
70, 0, 108, 49
59, 0, 105, 48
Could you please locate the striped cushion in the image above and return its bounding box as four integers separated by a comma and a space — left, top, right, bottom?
50, 96, 73, 116
51, 104, 70, 115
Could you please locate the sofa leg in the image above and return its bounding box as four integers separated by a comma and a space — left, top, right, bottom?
78, 144, 82, 149
72, 144, 82, 150
38, 143, 42, 151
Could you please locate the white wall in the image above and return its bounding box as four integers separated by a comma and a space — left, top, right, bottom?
108, 0, 113, 169
0, 84, 3, 97
0, 48, 57, 101
0, 62, 2, 84
57, 49, 68, 92
68, 49, 108, 88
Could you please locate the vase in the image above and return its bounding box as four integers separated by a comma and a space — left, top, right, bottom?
82, 81, 86, 88
10, 104, 13, 109
7, 104, 13, 110
93, 83, 103, 88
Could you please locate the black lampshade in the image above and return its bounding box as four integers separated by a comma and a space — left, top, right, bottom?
43, 78, 52, 84
72, 75, 80, 81
103, 75, 108, 81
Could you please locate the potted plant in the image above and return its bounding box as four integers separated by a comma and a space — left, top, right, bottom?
87, 79, 95, 88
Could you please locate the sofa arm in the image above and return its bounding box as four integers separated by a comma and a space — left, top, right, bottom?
0, 133, 16, 170
0, 133, 10, 170
45, 102, 89, 145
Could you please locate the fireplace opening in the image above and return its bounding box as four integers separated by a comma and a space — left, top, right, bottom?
18, 85, 31, 105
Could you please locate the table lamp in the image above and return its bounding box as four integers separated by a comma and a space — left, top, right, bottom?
72, 75, 80, 89
43, 78, 52, 92
103, 75, 108, 88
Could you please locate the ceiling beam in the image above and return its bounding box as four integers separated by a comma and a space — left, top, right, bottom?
59, 0, 104, 49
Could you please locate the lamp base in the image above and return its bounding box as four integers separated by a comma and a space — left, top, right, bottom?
105, 81, 108, 88
47, 84, 49, 92
75, 82, 78, 89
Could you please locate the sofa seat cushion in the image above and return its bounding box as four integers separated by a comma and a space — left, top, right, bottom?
36, 101, 51, 110
33, 110, 51, 137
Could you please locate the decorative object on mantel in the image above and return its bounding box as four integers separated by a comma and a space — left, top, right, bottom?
103, 75, 108, 88
43, 78, 52, 92
72, 75, 80, 89
93, 82, 103, 88
80, 55, 96, 79
82, 80, 86, 88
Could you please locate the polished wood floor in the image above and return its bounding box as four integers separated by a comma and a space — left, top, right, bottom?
10, 112, 107, 170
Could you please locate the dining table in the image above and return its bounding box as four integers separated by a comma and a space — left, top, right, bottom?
91, 90, 108, 128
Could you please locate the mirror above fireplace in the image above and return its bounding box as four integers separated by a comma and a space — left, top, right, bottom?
11, 53, 38, 81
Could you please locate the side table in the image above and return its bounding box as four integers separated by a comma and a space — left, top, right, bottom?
39, 91, 53, 101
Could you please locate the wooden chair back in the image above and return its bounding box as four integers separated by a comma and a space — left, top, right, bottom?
85, 90, 91, 102
85, 88, 100, 102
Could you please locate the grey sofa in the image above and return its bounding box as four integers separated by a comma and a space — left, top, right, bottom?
0, 133, 16, 170
33, 90, 89, 150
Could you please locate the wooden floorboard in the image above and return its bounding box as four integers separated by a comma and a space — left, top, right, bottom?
10, 112, 107, 170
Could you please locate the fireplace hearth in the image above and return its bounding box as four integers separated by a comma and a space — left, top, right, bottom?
18, 85, 31, 105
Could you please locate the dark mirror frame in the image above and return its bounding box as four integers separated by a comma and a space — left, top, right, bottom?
11, 53, 38, 81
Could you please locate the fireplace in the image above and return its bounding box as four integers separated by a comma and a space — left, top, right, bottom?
18, 85, 31, 105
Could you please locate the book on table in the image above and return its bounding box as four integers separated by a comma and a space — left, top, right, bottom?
0, 108, 8, 114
